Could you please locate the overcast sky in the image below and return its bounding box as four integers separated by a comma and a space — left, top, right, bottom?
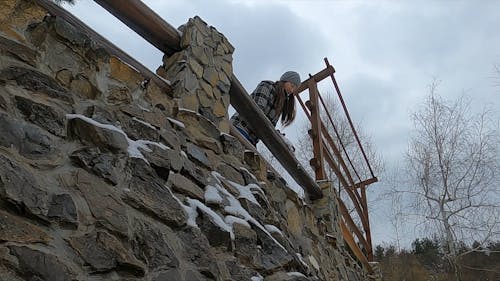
63, 0, 500, 247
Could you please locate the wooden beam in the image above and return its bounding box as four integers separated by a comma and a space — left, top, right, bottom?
94, 0, 181, 55
338, 197, 369, 251
353, 177, 379, 189
308, 80, 326, 180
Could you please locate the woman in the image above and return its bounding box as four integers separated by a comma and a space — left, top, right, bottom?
231, 71, 301, 146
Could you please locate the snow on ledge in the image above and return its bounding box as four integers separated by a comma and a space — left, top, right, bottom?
66, 114, 169, 162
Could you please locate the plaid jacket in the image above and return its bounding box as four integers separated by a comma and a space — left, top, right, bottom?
231, 80, 279, 144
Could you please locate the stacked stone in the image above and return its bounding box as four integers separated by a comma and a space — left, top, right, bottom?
157, 16, 234, 135
0, 1, 375, 280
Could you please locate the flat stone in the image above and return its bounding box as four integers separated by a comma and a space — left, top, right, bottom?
186, 142, 210, 168
264, 271, 309, 281
70, 147, 121, 185
202, 67, 219, 87
216, 163, 244, 185
0, 155, 50, 220
198, 107, 218, 124
8, 246, 76, 281
0, 34, 38, 66
216, 79, 230, 94
69, 74, 100, 99
167, 172, 204, 200
233, 223, 258, 264
188, 57, 204, 78
0, 113, 60, 160
199, 80, 214, 98
0, 66, 72, 103
213, 99, 227, 117
107, 84, 132, 104
181, 159, 209, 187
225, 260, 260, 281
180, 92, 199, 112
220, 133, 244, 159
119, 114, 160, 142
148, 146, 184, 175
254, 225, 294, 271
14, 95, 65, 136
109, 56, 142, 90
123, 158, 187, 228
195, 136, 222, 154
0, 210, 50, 243
53, 16, 91, 48
67, 117, 129, 153
183, 69, 199, 93
131, 218, 179, 270
151, 269, 182, 281
239, 167, 259, 185
55, 69, 73, 86
192, 46, 209, 65
178, 228, 221, 278
70, 229, 145, 276
0, 94, 6, 111
197, 89, 213, 107
47, 193, 78, 227
159, 127, 182, 151
74, 170, 129, 236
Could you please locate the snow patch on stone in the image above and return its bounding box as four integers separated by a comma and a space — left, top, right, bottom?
132, 117, 156, 130
205, 185, 223, 204
264, 224, 283, 236
167, 117, 185, 128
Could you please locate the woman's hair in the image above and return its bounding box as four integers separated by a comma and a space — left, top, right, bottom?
274, 81, 296, 127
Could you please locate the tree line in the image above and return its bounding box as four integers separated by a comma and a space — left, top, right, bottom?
374, 237, 500, 281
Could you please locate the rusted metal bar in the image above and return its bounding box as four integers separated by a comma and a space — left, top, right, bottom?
294, 65, 335, 95
308, 79, 326, 180
230, 77, 323, 200
297, 95, 368, 221
354, 177, 378, 189
325, 58, 376, 179
93, 0, 181, 55
338, 197, 369, 250
360, 185, 373, 261
90, 0, 323, 200
35, 0, 172, 93
317, 91, 362, 182
340, 220, 373, 273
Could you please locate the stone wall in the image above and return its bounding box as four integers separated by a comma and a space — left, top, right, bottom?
0, 1, 373, 280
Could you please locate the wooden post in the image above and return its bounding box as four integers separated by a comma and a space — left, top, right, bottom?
308, 79, 326, 180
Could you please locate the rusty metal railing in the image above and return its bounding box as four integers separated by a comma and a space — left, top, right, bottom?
294, 58, 378, 267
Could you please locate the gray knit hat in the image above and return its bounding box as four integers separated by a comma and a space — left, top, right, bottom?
280, 71, 301, 87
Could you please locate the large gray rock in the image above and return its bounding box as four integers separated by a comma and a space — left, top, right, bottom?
74, 170, 129, 236
0, 155, 50, 220
167, 172, 204, 200
178, 228, 221, 279
15, 95, 65, 136
197, 211, 232, 250
143, 146, 184, 179
0, 35, 38, 66
0, 113, 60, 160
123, 159, 187, 228
70, 229, 145, 276
186, 142, 210, 168
254, 225, 294, 271
0, 210, 50, 243
0, 66, 72, 103
47, 193, 78, 228
225, 260, 260, 281
181, 159, 209, 187
216, 163, 244, 185
8, 246, 76, 281
70, 147, 122, 185
233, 223, 258, 264
131, 218, 179, 270
67, 117, 129, 153
151, 269, 182, 281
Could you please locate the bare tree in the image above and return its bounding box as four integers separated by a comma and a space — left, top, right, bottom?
404, 81, 500, 280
